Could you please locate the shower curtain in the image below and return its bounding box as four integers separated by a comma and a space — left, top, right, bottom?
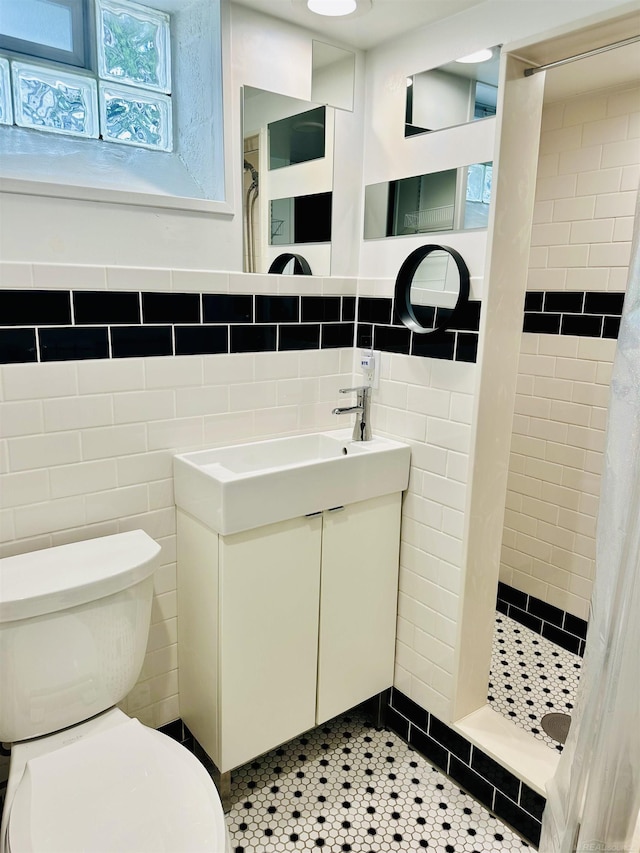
539, 194, 640, 849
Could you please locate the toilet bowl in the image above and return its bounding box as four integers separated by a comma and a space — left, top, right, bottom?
3, 708, 230, 853
0, 531, 231, 853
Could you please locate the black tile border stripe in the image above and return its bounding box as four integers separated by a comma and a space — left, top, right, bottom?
1, 287, 624, 362
0, 290, 481, 364
386, 688, 543, 847
523, 290, 625, 340
360, 297, 481, 364
0, 290, 356, 363
497, 582, 588, 656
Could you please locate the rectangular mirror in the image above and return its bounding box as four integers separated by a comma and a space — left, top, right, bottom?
242, 86, 334, 275
405, 46, 500, 137
363, 162, 493, 239
312, 40, 355, 112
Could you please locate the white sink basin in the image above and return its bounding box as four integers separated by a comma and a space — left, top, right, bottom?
173, 429, 411, 535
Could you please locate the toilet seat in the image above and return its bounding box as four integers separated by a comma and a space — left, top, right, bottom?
7, 718, 229, 853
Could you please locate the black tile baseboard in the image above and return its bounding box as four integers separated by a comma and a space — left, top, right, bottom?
523, 290, 625, 339
159, 717, 196, 753
497, 582, 588, 656
386, 688, 543, 847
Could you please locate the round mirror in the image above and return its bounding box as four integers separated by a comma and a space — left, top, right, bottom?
394, 244, 470, 334
268, 253, 313, 275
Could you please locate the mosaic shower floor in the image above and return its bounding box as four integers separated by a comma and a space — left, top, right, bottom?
488, 614, 582, 752
226, 713, 530, 852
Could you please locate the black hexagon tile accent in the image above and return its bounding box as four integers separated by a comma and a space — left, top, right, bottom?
488, 614, 581, 752
226, 713, 531, 851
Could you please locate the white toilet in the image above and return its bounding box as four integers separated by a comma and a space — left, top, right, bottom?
0, 530, 231, 852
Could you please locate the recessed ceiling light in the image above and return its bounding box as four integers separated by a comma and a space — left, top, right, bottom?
456, 49, 494, 64
307, 0, 357, 15
294, 0, 372, 19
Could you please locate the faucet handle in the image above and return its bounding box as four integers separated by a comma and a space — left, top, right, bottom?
339, 385, 371, 395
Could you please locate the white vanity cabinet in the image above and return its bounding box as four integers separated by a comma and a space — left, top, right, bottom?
177, 491, 402, 775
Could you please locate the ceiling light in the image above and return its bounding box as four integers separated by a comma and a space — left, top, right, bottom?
307, 0, 357, 16
456, 49, 493, 64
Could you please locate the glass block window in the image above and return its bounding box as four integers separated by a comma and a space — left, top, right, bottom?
12, 60, 98, 138
97, 0, 171, 93
0, 55, 11, 124
466, 162, 493, 205
100, 82, 171, 150
0, 0, 173, 152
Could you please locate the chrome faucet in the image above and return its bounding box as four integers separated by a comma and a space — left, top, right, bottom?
332, 386, 372, 441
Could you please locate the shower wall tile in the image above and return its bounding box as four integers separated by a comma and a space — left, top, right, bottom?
528, 85, 639, 293
501, 82, 638, 622
496, 581, 587, 654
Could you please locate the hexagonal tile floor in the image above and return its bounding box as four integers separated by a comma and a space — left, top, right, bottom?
226, 713, 530, 852
488, 614, 582, 752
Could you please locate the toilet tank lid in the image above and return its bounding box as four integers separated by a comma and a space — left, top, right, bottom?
0, 530, 161, 623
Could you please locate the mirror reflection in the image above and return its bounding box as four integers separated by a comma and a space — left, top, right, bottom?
268, 253, 313, 275
312, 40, 355, 112
411, 250, 460, 309
242, 43, 355, 276
395, 244, 470, 335
242, 87, 334, 275
405, 46, 500, 137
268, 106, 326, 170
271, 192, 332, 246
364, 161, 492, 239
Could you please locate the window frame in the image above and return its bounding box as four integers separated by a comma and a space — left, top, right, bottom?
0, 0, 89, 68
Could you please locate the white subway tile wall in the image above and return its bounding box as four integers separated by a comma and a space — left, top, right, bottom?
500, 83, 639, 621
376, 352, 476, 723
0, 266, 356, 730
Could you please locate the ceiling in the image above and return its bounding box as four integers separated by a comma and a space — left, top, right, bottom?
232, 0, 640, 100
232, 0, 488, 51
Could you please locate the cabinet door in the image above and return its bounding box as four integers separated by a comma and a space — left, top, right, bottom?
219, 514, 322, 772
317, 492, 402, 724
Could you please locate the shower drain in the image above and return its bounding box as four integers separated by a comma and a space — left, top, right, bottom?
541, 712, 572, 744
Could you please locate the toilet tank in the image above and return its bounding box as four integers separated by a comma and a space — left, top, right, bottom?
0, 530, 161, 743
